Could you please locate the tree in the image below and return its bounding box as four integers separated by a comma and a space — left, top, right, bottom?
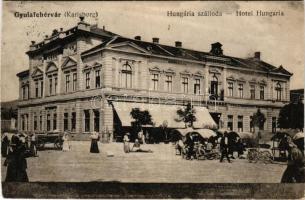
130, 108, 153, 133
176, 103, 196, 128
252, 109, 266, 131
278, 102, 304, 130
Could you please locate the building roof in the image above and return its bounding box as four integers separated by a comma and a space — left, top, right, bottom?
16, 70, 29, 78
81, 35, 292, 76
290, 88, 304, 94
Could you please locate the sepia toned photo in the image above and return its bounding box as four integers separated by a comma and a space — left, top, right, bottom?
1, 1, 304, 198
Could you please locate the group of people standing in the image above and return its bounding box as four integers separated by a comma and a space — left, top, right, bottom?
123, 130, 152, 153
2, 132, 30, 182
61, 132, 100, 153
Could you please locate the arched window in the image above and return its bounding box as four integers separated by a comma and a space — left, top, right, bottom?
121, 62, 132, 88
275, 82, 282, 101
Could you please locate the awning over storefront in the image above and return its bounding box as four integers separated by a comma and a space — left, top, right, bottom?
112, 102, 217, 129
192, 106, 217, 129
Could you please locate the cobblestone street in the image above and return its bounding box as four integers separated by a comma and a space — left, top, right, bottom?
2, 141, 287, 183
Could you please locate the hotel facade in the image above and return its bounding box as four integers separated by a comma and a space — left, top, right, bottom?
17, 17, 292, 141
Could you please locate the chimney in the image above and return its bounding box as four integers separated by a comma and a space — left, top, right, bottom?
31, 41, 36, 45
210, 42, 223, 56
254, 51, 261, 60
175, 41, 182, 48
152, 37, 159, 44
45, 35, 48, 39
103, 26, 105, 30
60, 28, 63, 32
134, 36, 141, 40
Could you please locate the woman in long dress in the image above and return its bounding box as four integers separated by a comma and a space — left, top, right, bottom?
1, 133, 9, 157
5, 136, 29, 182
90, 132, 100, 153
123, 133, 130, 153
62, 133, 70, 152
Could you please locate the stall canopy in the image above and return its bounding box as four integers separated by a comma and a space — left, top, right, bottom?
175, 128, 217, 138
111, 102, 217, 129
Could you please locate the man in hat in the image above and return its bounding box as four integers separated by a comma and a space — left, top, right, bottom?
220, 131, 231, 163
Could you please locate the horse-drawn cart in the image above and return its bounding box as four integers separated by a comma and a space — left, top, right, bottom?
36, 132, 63, 150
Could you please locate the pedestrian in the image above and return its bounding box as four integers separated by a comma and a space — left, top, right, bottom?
281, 141, 305, 183
90, 132, 100, 153
220, 131, 231, 163
236, 137, 244, 158
30, 133, 38, 157
123, 133, 130, 153
131, 139, 141, 152
62, 132, 70, 152
185, 133, 195, 160
138, 129, 144, 144
4, 135, 29, 182
1, 132, 9, 157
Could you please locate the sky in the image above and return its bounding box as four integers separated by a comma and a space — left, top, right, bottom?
1, 1, 304, 102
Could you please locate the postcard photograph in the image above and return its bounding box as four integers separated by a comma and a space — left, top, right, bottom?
1, 1, 304, 198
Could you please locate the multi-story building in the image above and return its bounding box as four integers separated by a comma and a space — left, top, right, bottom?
17, 17, 292, 141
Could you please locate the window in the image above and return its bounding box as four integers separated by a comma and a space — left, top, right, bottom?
84, 110, 90, 132
47, 114, 51, 131
49, 78, 53, 95
238, 116, 243, 132
85, 72, 90, 89
72, 73, 77, 91
95, 70, 101, 88
64, 113, 68, 131
21, 115, 25, 131
228, 82, 233, 97
227, 115, 233, 131
53, 113, 57, 130
40, 80, 43, 97
121, 62, 132, 88
260, 85, 265, 100
22, 86, 26, 100
275, 82, 282, 101
54, 77, 58, 94
94, 110, 100, 132
238, 84, 243, 98
194, 79, 201, 95
250, 85, 255, 99
151, 74, 159, 91
272, 117, 277, 133
165, 75, 172, 92
35, 81, 39, 98
34, 116, 38, 131
71, 112, 76, 132
210, 75, 218, 96
65, 74, 70, 92
182, 77, 188, 93
250, 116, 254, 133
39, 115, 43, 131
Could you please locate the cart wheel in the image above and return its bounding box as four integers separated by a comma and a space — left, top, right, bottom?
54, 139, 63, 149
261, 151, 272, 164
37, 141, 45, 149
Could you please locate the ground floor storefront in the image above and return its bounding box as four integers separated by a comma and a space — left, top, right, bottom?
17, 96, 281, 141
